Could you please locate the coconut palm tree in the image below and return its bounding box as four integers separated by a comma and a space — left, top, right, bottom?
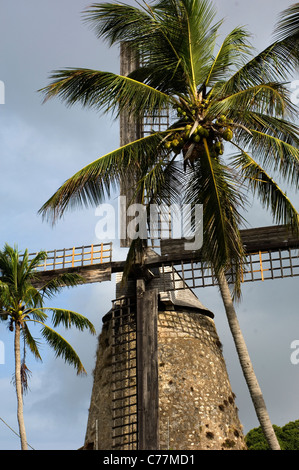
38, 0, 299, 450
0, 244, 96, 450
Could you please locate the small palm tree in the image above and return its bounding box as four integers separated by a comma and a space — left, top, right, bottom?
0, 244, 96, 450
38, 0, 299, 450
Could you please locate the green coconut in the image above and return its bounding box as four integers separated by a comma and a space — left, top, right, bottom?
222, 128, 233, 141
192, 134, 201, 143
196, 125, 205, 136
171, 138, 180, 148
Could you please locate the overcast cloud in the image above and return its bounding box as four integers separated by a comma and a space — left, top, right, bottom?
0, 0, 299, 450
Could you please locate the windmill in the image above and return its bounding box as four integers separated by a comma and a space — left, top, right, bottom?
27, 44, 299, 451
29, 223, 299, 450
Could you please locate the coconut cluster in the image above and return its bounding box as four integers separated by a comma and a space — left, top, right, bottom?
164, 107, 234, 166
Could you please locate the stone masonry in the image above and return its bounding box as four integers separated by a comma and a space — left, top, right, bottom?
157, 308, 245, 450
84, 300, 246, 450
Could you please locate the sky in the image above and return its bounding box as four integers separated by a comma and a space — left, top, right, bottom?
0, 0, 299, 451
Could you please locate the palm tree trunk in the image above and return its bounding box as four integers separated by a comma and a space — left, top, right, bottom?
14, 322, 28, 450
217, 269, 281, 450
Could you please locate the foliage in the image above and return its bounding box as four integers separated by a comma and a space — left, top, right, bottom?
0, 243, 96, 381
38, 0, 299, 298
246, 420, 299, 450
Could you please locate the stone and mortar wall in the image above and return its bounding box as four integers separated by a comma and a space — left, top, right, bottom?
157, 309, 246, 450
84, 307, 246, 450
84, 318, 114, 450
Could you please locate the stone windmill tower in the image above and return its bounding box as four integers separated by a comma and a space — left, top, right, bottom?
82, 44, 246, 451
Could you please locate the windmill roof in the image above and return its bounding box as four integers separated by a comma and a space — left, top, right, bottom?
115, 248, 214, 318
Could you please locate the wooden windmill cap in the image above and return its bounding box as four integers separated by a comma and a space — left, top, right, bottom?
114, 247, 214, 318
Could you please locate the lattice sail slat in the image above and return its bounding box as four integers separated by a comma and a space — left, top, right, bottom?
20, 242, 112, 272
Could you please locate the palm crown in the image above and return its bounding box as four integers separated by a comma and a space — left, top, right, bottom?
0, 244, 95, 377
39, 0, 299, 293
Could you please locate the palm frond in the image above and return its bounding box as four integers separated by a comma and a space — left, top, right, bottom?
219, 5, 299, 97
25, 308, 48, 323
273, 3, 299, 57
39, 68, 171, 118
172, 0, 219, 94
40, 324, 87, 375
232, 111, 299, 146
25, 251, 47, 275
84, 0, 222, 95
137, 154, 184, 205
204, 26, 252, 87
0, 281, 11, 307
209, 82, 292, 119
83, 1, 157, 47
22, 285, 44, 309
248, 130, 299, 186
230, 148, 299, 233
184, 138, 247, 293
39, 273, 86, 299
229, 110, 299, 181
38, 131, 169, 222
151, 0, 223, 95
221, 46, 294, 93
227, 111, 299, 186
0, 244, 19, 285
48, 308, 96, 335
22, 322, 43, 361
274, 2, 299, 39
